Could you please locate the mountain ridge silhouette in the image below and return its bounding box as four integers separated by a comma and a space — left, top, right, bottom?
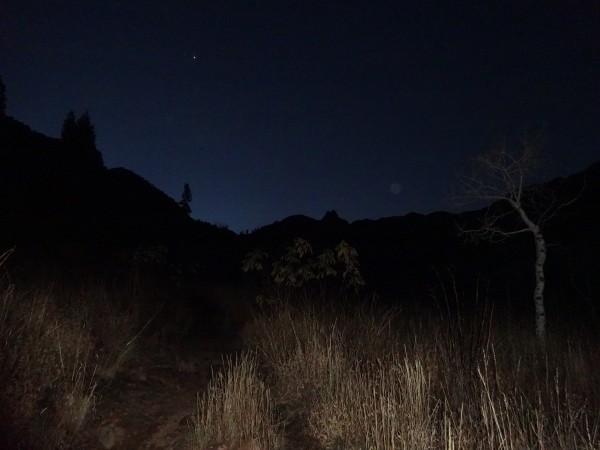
2, 111, 599, 312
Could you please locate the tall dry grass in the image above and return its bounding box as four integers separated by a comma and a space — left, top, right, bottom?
191, 352, 283, 449
0, 284, 98, 448
0, 274, 160, 448
240, 298, 599, 449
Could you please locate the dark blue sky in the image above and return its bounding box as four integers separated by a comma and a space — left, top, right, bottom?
2, 1, 599, 232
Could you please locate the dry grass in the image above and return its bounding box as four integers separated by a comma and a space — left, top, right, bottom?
2, 243, 597, 449
305, 355, 437, 449
0, 284, 98, 448
0, 275, 161, 448
241, 298, 600, 449
71, 283, 141, 379
191, 352, 283, 449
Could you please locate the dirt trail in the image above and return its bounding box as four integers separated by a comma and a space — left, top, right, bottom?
82, 328, 242, 449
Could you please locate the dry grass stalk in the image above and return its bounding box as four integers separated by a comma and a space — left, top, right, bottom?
192, 352, 283, 449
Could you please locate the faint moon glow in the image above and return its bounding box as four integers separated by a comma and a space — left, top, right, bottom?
390, 182, 402, 195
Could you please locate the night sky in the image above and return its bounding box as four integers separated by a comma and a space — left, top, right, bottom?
1, 1, 599, 233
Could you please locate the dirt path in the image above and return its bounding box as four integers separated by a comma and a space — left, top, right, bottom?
82, 329, 242, 449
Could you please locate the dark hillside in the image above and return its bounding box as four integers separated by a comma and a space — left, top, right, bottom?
1, 116, 184, 244
0, 114, 238, 281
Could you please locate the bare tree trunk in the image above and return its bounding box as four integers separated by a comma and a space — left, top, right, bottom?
533, 230, 547, 345
514, 203, 547, 346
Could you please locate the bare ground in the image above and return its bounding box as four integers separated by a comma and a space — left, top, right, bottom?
80, 327, 242, 449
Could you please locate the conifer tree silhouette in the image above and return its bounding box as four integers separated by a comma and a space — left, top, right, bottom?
61, 111, 78, 140
61, 110, 104, 169
179, 183, 192, 214
0, 75, 6, 116
76, 112, 98, 156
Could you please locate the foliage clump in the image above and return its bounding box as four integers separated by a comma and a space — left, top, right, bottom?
242, 238, 365, 304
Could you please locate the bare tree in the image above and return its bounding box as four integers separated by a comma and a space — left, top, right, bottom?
457, 140, 579, 346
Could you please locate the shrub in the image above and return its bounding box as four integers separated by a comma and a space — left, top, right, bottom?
243, 238, 365, 305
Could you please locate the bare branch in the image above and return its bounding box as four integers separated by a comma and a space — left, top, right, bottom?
454, 137, 578, 346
